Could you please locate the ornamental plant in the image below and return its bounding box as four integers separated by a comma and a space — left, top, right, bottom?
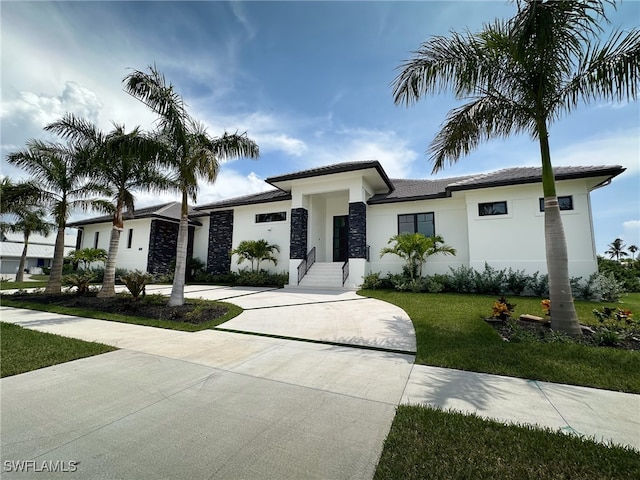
541, 299, 551, 317
492, 296, 516, 321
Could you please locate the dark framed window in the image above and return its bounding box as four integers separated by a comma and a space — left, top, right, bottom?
478, 201, 508, 216
398, 213, 435, 237
93, 231, 99, 249
539, 196, 573, 212
127, 228, 133, 249
255, 211, 287, 223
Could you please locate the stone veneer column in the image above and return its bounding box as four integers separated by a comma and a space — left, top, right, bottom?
348, 202, 367, 259
147, 219, 179, 275
289, 207, 308, 259
207, 210, 234, 275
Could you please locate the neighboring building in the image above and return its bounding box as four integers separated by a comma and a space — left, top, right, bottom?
69, 161, 625, 289
0, 232, 76, 275
68, 202, 201, 277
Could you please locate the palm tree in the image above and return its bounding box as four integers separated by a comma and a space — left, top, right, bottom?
231, 240, 281, 272
5, 207, 53, 282
0, 178, 43, 215
392, 0, 640, 335
46, 114, 172, 297
124, 66, 260, 306
7, 140, 107, 293
629, 244, 638, 261
605, 238, 628, 262
381, 233, 456, 279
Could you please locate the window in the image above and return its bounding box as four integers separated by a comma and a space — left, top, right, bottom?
255, 212, 286, 223
539, 196, 573, 212
398, 213, 435, 237
478, 201, 508, 216
127, 228, 133, 249
93, 231, 99, 249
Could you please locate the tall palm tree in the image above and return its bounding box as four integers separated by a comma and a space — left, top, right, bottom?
392, 0, 640, 335
381, 233, 456, 279
605, 237, 628, 262
5, 207, 54, 282
231, 239, 281, 272
46, 114, 172, 297
629, 244, 638, 261
123, 66, 260, 306
7, 140, 107, 293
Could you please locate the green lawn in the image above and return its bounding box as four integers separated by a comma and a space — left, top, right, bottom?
0, 296, 243, 332
374, 405, 640, 480
362, 290, 640, 393
0, 322, 116, 377
0, 281, 48, 290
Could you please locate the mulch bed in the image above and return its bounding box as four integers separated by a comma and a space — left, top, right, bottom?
486, 316, 640, 351
8, 292, 228, 325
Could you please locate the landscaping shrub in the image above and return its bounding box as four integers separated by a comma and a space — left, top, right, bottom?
474, 262, 507, 295
528, 272, 549, 297
361, 272, 384, 290
505, 267, 530, 296
120, 270, 153, 300
446, 265, 476, 293
62, 272, 96, 295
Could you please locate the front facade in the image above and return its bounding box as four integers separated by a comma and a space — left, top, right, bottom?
0, 232, 76, 275
70, 161, 624, 289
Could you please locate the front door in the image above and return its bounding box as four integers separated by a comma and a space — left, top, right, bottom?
333, 215, 349, 262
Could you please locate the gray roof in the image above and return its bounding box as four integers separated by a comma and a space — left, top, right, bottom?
266, 160, 395, 192
368, 165, 625, 204
68, 202, 201, 227
194, 189, 292, 212
190, 163, 625, 211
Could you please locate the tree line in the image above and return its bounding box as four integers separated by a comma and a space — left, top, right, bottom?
1, 66, 259, 306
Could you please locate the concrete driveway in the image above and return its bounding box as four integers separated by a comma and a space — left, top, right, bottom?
0, 286, 416, 479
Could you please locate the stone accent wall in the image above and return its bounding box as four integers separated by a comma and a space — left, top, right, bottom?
147, 219, 196, 276
290, 207, 308, 259
348, 202, 367, 259
207, 210, 234, 275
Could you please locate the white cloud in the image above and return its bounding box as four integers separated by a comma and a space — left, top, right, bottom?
622, 220, 640, 247
311, 128, 419, 178
552, 128, 640, 174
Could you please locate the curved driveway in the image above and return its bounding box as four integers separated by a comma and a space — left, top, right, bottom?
0, 286, 416, 479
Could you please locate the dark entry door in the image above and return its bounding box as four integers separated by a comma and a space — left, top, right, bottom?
333, 215, 349, 262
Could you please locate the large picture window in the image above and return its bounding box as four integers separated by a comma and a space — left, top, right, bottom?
539, 196, 573, 212
255, 211, 287, 223
478, 201, 508, 216
398, 213, 435, 237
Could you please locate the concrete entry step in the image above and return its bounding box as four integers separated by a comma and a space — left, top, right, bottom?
299, 262, 344, 288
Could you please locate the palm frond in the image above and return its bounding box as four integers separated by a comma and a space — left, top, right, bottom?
429, 94, 531, 172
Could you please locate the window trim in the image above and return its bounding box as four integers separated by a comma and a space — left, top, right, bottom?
397, 212, 435, 237
539, 195, 573, 212
255, 211, 287, 223
478, 201, 508, 217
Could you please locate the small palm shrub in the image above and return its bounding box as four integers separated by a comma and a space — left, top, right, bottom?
120, 270, 153, 301
63, 272, 96, 295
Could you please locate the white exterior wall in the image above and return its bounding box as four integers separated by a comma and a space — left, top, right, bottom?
191, 215, 210, 264
78, 219, 152, 272
367, 196, 469, 276
463, 180, 596, 278
229, 200, 291, 273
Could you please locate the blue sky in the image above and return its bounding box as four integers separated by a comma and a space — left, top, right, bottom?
1, 0, 639, 255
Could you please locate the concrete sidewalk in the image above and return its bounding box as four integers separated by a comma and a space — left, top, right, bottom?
1, 285, 639, 480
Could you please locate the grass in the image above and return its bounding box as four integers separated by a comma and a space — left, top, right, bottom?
0, 281, 48, 290
361, 290, 640, 393
0, 322, 116, 378
0, 295, 243, 332
374, 405, 640, 480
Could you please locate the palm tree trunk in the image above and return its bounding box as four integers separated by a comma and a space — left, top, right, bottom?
16, 232, 30, 282
168, 191, 189, 307
98, 225, 122, 297
45, 225, 66, 294
539, 120, 581, 336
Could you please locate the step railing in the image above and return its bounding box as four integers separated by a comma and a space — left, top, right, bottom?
342, 259, 349, 286
297, 246, 316, 285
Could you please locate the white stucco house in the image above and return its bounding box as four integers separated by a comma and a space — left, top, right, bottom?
70, 160, 624, 289
0, 232, 76, 275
